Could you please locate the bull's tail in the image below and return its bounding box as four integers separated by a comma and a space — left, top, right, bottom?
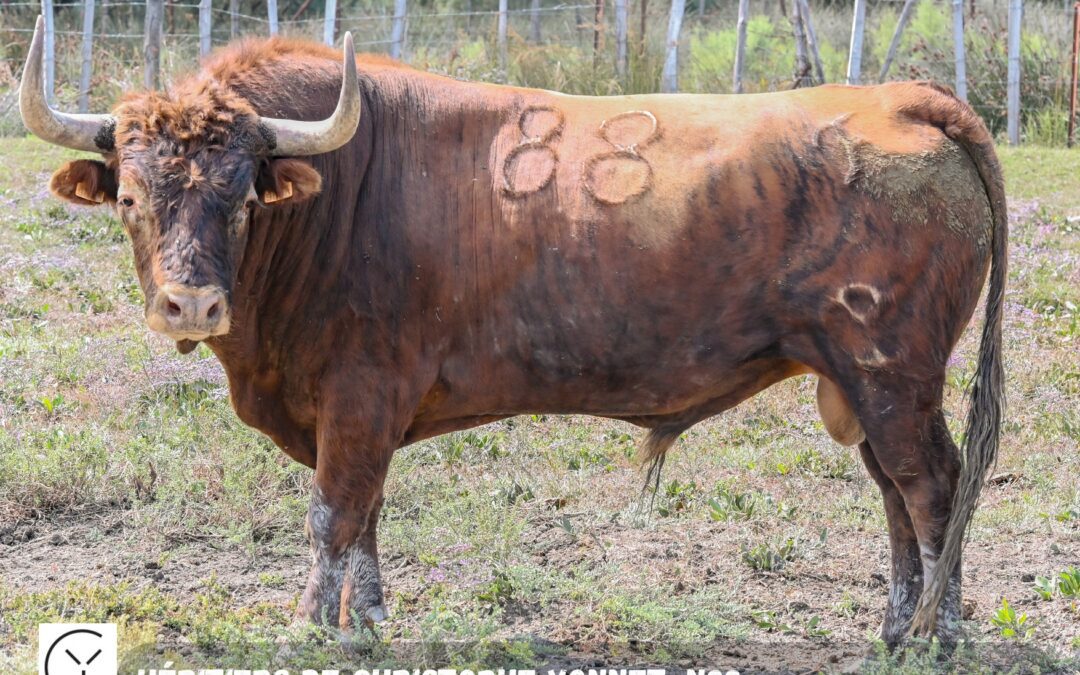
905, 82, 1008, 637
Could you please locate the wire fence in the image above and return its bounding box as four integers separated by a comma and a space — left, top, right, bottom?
1, 0, 1078, 144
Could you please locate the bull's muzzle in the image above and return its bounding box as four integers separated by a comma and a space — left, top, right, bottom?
146, 283, 230, 341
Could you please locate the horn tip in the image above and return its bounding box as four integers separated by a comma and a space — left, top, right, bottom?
343, 32, 354, 53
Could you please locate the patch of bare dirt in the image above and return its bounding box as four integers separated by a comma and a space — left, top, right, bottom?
2, 497, 1077, 673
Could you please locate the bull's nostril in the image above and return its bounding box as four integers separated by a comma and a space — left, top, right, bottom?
206, 302, 219, 320
167, 300, 182, 317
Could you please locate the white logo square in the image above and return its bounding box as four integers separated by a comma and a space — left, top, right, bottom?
38, 623, 117, 675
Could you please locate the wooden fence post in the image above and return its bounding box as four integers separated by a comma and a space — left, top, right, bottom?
530, 0, 542, 43
144, 0, 163, 90
593, 0, 605, 68
799, 0, 824, 83
1069, 1, 1079, 147
390, 0, 407, 59
1007, 0, 1022, 145
42, 0, 55, 105
791, 0, 811, 86
733, 0, 748, 93
846, 0, 866, 84
230, 0, 239, 38
952, 0, 967, 100
498, 0, 508, 78
267, 0, 279, 35
615, 0, 628, 76
323, 0, 336, 45
639, 0, 647, 56
661, 0, 684, 92
199, 0, 212, 56
879, 0, 917, 82
78, 0, 95, 112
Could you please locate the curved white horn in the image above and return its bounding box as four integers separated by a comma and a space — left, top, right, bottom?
20, 15, 114, 153
260, 32, 361, 157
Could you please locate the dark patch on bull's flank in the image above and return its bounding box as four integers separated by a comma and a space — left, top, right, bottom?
752, 171, 766, 201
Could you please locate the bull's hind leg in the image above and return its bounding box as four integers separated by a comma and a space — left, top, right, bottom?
852, 379, 964, 644
858, 440, 922, 646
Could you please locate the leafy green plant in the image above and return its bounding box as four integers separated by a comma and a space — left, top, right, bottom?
1057, 567, 1080, 598
708, 482, 796, 522
742, 537, 799, 572
752, 609, 795, 634
491, 479, 535, 506
803, 615, 829, 638
657, 479, 697, 517
1034, 567, 1080, 600
1053, 506, 1080, 523
990, 597, 1034, 640
565, 445, 611, 472
474, 570, 515, 607
1034, 575, 1056, 601
38, 394, 64, 417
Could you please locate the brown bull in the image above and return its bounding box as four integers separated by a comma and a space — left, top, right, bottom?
20, 17, 1005, 646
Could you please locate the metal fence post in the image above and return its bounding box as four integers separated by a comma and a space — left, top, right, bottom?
144, 0, 164, 90
42, 0, 55, 105
323, 0, 337, 45
846, 0, 866, 84
230, 0, 239, 39
952, 0, 967, 100
268, 0, 279, 36
390, 0, 407, 59
661, 0, 684, 92
199, 0, 212, 57
1007, 0, 1023, 145
78, 0, 95, 112
531, 0, 542, 43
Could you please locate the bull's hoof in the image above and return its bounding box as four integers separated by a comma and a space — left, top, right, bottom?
365, 604, 389, 624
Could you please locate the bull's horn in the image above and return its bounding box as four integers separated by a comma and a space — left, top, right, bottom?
260, 32, 361, 157
20, 16, 114, 153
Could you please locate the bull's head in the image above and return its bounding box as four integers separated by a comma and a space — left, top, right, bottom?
20, 17, 361, 351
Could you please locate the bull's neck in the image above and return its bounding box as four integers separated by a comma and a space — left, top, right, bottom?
213, 66, 520, 375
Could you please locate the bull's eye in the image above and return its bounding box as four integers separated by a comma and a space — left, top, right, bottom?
118, 196, 135, 208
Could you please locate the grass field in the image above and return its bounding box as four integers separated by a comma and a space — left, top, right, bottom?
0, 136, 1077, 673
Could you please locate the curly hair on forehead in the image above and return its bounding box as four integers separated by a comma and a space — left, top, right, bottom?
113, 79, 267, 152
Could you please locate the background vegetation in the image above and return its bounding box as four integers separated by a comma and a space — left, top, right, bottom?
1, 0, 1079, 143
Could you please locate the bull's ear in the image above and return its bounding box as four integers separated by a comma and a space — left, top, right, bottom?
49, 159, 118, 206
256, 158, 322, 206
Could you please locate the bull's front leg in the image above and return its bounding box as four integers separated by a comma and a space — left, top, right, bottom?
298, 383, 399, 630
300, 480, 388, 628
